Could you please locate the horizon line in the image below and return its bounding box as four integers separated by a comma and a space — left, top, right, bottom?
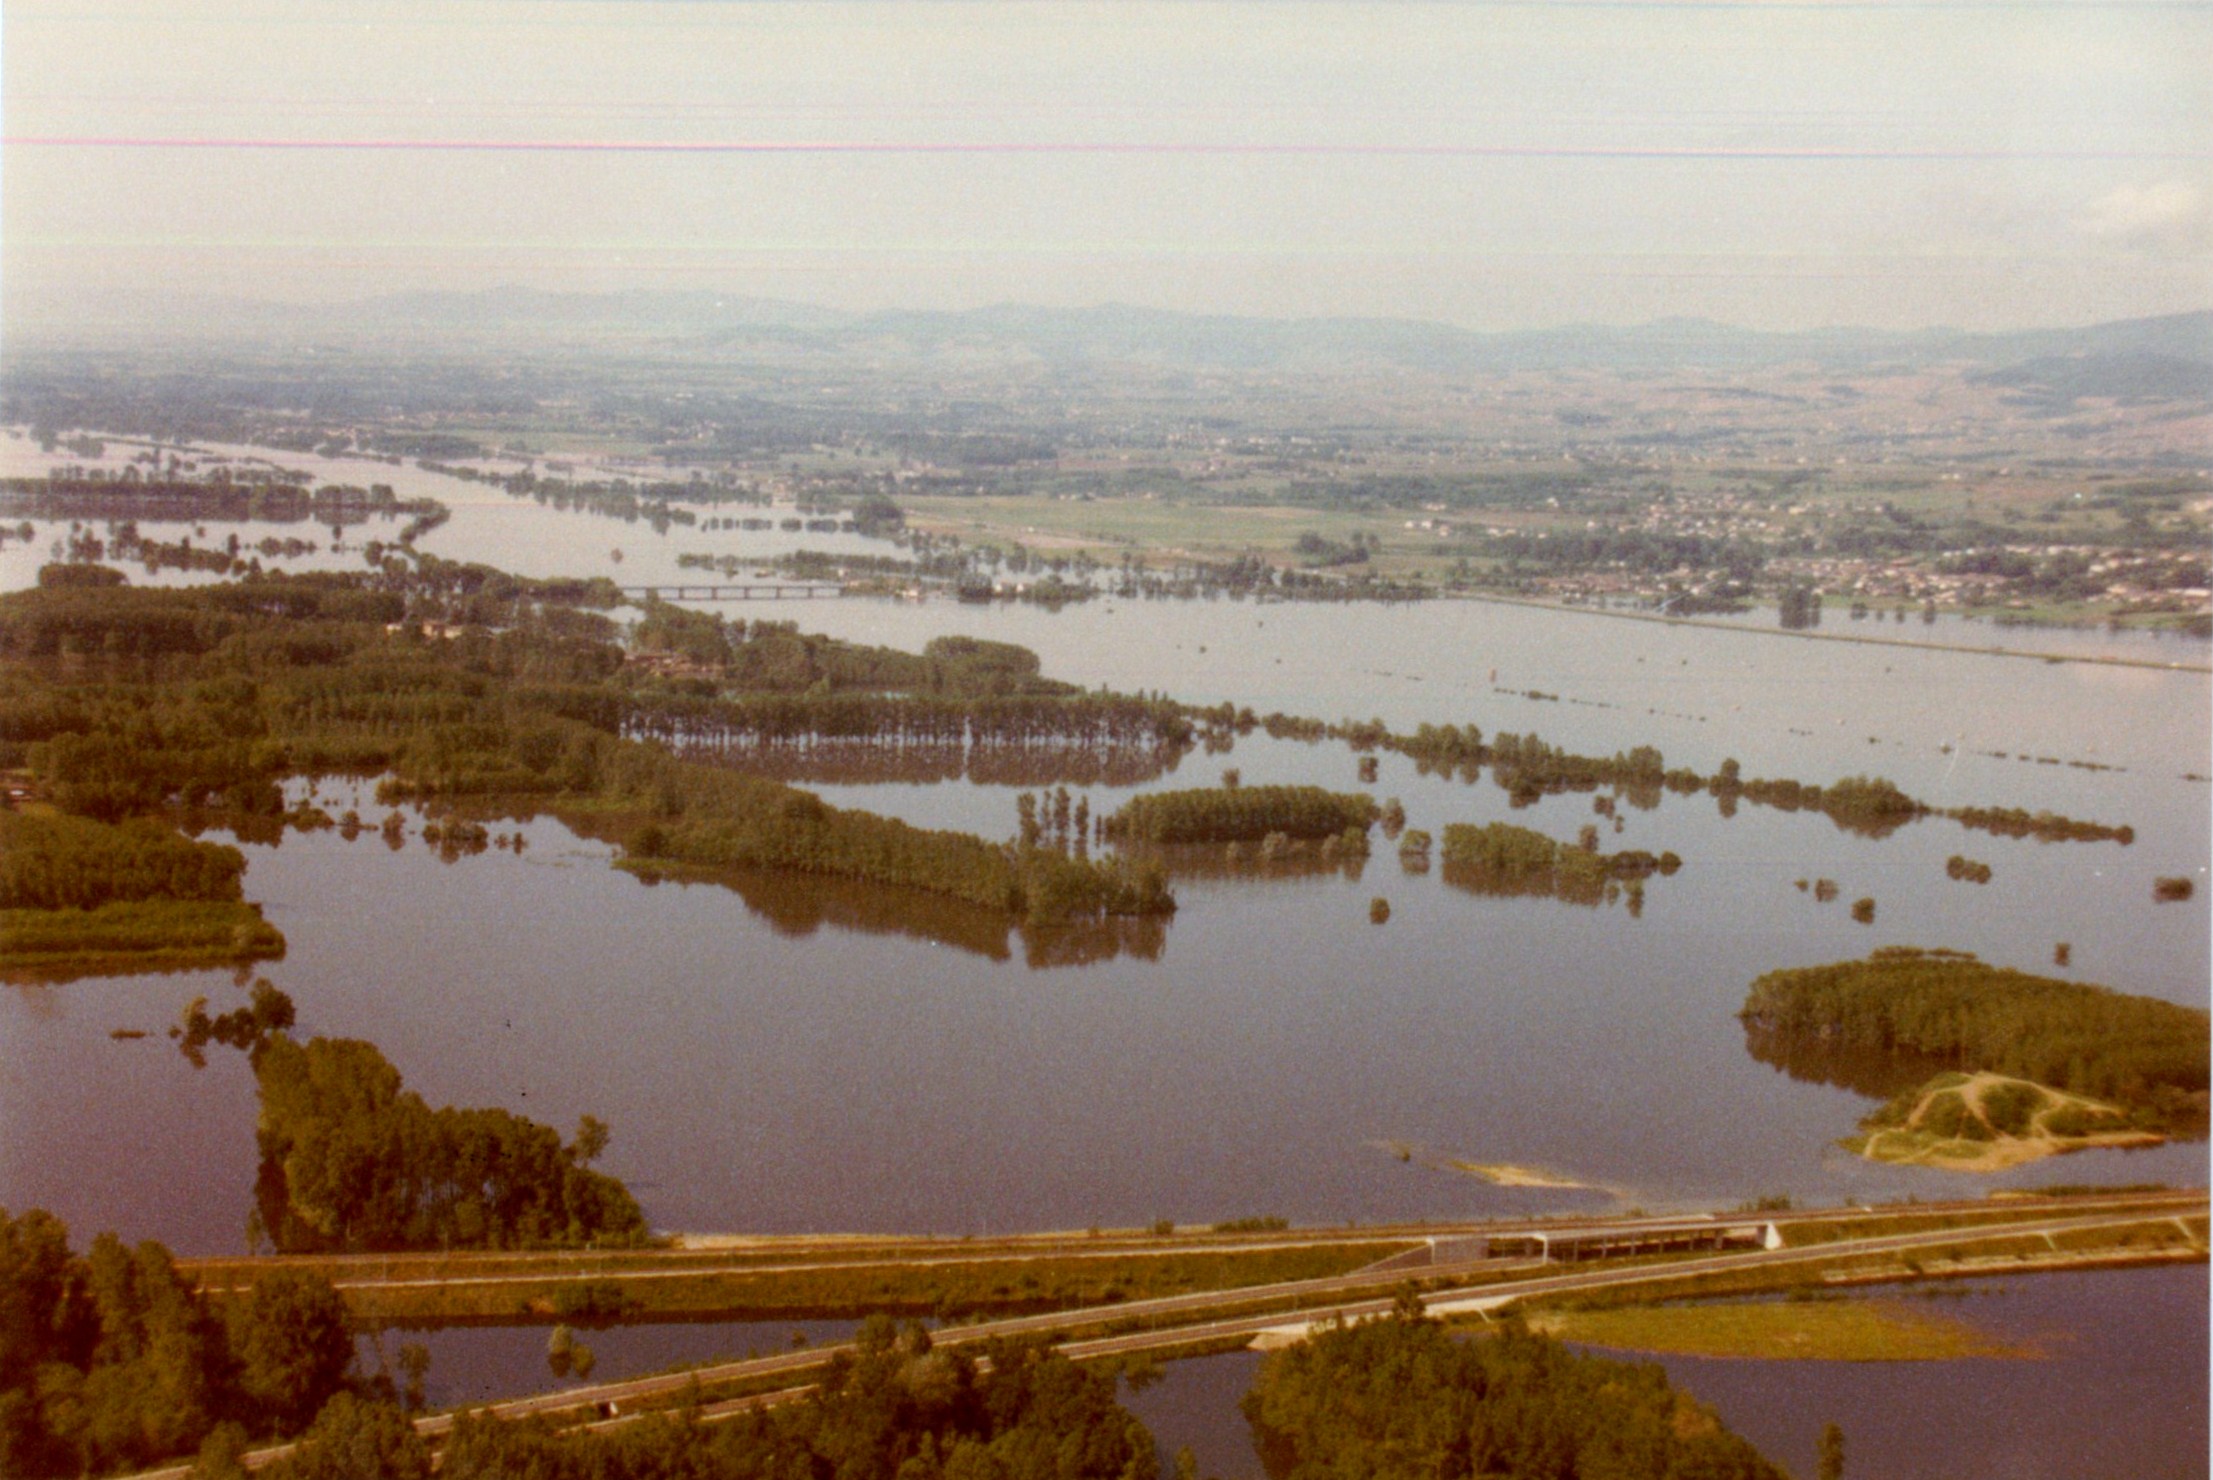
9, 134, 2210, 164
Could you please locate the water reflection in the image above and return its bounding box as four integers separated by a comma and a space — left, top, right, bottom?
616, 862, 1171, 971
630, 864, 1016, 961
1440, 859, 1615, 909
1739, 1021, 1950, 1102
1142, 844, 1370, 886
1022, 915, 1167, 970
673, 738, 1185, 789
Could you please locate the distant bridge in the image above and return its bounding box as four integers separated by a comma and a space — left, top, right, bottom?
618, 583, 845, 602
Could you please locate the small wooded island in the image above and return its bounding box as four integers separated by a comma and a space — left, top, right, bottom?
1741, 948, 2209, 1169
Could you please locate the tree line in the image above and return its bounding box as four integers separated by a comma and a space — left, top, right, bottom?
249, 1322, 1154, 1480
0, 476, 440, 530
0, 811, 285, 980
1438, 822, 1677, 909
0, 1208, 356, 1478
1255, 707, 2133, 846
0, 811, 248, 910
1, 1214, 1799, 1480
252, 1305, 1789, 1480
1102, 785, 1378, 845
0, 563, 1176, 934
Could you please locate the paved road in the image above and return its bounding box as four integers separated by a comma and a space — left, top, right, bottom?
120, 1192, 2205, 1478
669, 1202, 2207, 1427
398, 1195, 2213, 1434
181, 1187, 2206, 1296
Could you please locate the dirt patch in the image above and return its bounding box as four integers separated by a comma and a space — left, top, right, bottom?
1849, 1070, 2166, 1172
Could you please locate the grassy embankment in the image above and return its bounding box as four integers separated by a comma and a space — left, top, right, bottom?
192, 1240, 1414, 1325
0, 898, 285, 981
0, 807, 287, 980
1528, 1297, 2035, 1361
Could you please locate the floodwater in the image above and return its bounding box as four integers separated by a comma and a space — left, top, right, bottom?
355, 1317, 860, 1412
1120, 1264, 2211, 1480
3, 427, 2207, 666
4, 440, 2207, 1245
9, 731, 2206, 1255
3, 431, 2207, 1472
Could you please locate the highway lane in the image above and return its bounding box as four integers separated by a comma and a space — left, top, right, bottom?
414, 1254, 1539, 1431
672, 1203, 2209, 1426
116, 1192, 2205, 1478
179, 1187, 2207, 1298
421, 1195, 2211, 1432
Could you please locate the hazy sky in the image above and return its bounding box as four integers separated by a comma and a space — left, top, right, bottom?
5, 0, 2210, 332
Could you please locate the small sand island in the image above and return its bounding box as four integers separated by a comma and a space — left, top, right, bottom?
1446, 1160, 1598, 1190
1373, 1141, 1604, 1191
1849, 1070, 2167, 1172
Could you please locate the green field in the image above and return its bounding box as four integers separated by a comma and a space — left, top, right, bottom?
1528, 1297, 2031, 1361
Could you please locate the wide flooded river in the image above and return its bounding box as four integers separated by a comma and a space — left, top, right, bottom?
3, 432, 2206, 1474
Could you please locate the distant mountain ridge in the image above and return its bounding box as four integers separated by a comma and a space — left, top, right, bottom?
30, 286, 2213, 378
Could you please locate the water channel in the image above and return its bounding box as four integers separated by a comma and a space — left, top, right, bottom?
1125, 1265, 2210, 1480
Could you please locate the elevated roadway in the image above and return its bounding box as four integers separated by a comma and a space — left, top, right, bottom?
123, 1189, 2205, 1479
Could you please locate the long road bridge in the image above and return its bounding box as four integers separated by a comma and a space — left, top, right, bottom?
618, 582, 844, 602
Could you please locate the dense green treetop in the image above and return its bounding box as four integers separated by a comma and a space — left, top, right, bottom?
0, 1208, 354, 1478
1242, 1308, 1785, 1480
250, 1033, 648, 1254
1438, 821, 1676, 907
0, 811, 248, 911
1104, 785, 1378, 845
1741, 948, 2208, 1133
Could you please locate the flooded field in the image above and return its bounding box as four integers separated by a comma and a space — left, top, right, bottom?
3, 434, 2205, 1477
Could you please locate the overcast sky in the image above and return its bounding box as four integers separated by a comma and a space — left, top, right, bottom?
4, 0, 2209, 333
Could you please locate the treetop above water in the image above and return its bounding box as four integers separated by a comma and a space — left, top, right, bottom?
1740, 948, 2209, 1137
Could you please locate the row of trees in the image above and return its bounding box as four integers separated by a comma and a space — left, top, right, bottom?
1738, 948, 2209, 1134
239, 1303, 1797, 1480
0, 476, 438, 529
1437, 822, 1675, 908
0, 896, 286, 981
2, 564, 1177, 931
0, 812, 248, 910
1103, 785, 1379, 845
628, 690, 1190, 770
1949, 805, 2134, 845
0, 1209, 356, 1477
632, 609, 1116, 710
1259, 704, 2133, 847
627, 773, 1171, 926
0, 797, 285, 980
